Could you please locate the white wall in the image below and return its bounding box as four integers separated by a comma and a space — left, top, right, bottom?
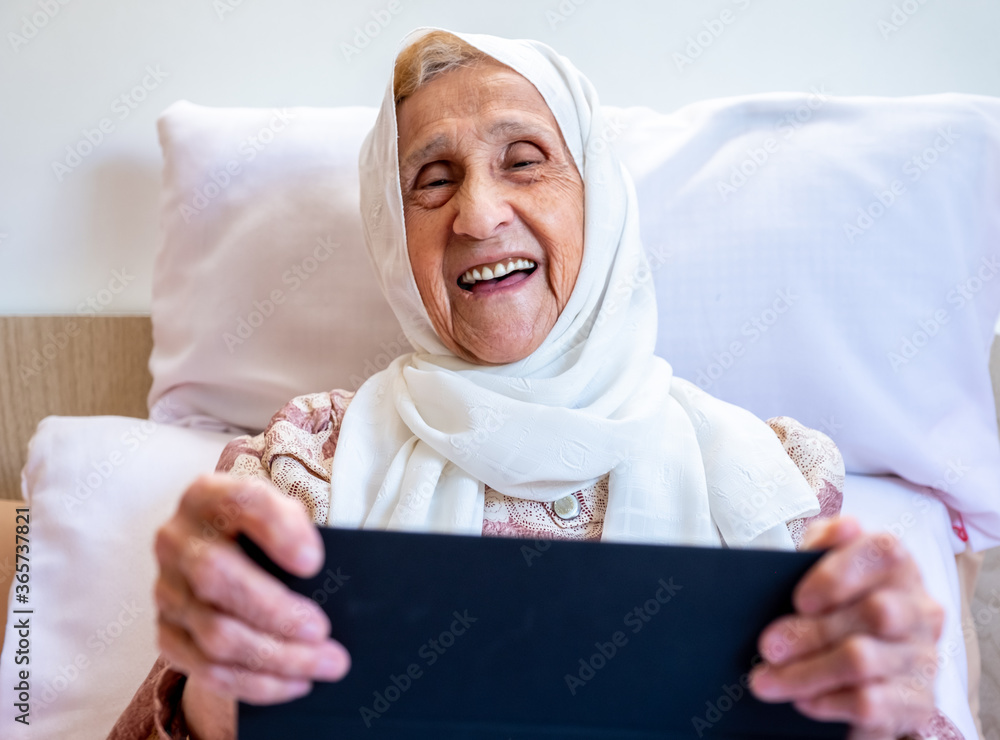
1, 0, 999, 314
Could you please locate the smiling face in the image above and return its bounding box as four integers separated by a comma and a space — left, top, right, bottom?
397, 61, 585, 365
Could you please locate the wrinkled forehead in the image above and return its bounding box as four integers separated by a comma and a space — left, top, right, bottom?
393, 35, 584, 174
395, 63, 576, 174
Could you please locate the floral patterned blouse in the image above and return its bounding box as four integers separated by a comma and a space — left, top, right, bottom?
105, 390, 962, 740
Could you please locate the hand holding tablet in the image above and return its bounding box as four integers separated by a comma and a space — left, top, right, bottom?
238, 527, 849, 739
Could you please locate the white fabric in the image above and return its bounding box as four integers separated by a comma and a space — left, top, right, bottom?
3, 428, 978, 740
841, 473, 978, 740
147, 101, 400, 433
144, 94, 1000, 550
0, 416, 232, 740
607, 95, 1000, 550
329, 27, 819, 548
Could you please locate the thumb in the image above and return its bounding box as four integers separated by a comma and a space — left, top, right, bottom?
800, 515, 863, 551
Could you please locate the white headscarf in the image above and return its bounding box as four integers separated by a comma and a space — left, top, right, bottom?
328, 26, 818, 548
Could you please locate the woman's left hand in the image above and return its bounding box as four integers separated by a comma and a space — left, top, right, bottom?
749, 516, 946, 739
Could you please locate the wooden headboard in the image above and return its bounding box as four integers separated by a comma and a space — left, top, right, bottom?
2, 315, 999, 502
0, 316, 152, 501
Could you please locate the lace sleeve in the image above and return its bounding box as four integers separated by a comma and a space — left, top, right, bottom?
214, 389, 355, 525
765, 416, 845, 551
106, 390, 356, 740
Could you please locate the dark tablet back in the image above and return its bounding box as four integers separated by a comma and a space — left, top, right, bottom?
238, 527, 848, 739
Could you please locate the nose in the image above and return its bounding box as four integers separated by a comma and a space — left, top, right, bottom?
451, 171, 513, 240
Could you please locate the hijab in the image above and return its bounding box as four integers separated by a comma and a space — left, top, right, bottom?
328, 26, 818, 548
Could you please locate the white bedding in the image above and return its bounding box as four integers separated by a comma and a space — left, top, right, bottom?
0, 415, 982, 738
841, 473, 978, 739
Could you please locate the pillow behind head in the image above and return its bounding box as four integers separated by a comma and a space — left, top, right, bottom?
148, 95, 1000, 550
606, 93, 1000, 550
148, 101, 406, 432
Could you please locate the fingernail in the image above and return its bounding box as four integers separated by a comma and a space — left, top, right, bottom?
298, 617, 326, 641
294, 545, 322, 573
317, 649, 349, 681
750, 671, 780, 699
797, 592, 820, 614
761, 634, 785, 663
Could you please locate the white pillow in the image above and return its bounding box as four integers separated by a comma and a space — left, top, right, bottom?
840, 474, 977, 740
148, 101, 405, 433
610, 93, 1000, 550
147, 95, 1000, 549
0, 416, 233, 740
4, 429, 977, 739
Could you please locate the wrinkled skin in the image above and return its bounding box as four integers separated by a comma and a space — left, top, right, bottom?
155, 63, 945, 740
397, 61, 584, 364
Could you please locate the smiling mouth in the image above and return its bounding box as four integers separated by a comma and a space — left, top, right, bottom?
457, 258, 537, 293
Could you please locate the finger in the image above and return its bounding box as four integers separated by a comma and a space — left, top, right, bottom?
181, 597, 350, 682
205, 664, 313, 706
155, 494, 334, 646
181, 474, 324, 577
750, 634, 930, 702
759, 588, 944, 664
174, 536, 331, 642
801, 516, 864, 551
793, 530, 921, 616
792, 678, 936, 736
158, 618, 314, 704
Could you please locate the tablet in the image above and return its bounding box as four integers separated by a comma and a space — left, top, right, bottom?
238, 527, 849, 739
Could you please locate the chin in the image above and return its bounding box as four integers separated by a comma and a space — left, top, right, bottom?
462, 328, 542, 366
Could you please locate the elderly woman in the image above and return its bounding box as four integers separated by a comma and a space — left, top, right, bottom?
109, 28, 955, 740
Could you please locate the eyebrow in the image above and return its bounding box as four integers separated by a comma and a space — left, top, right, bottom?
401, 119, 551, 170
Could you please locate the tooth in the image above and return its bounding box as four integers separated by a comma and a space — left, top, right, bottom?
472, 268, 482, 281
481, 266, 494, 280
506, 260, 515, 273
462, 270, 473, 283
515, 259, 525, 269
493, 263, 506, 277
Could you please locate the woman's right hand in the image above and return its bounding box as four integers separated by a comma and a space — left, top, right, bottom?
154, 473, 351, 707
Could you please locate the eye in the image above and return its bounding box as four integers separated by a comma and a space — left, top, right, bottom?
507, 142, 544, 170
416, 162, 452, 189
